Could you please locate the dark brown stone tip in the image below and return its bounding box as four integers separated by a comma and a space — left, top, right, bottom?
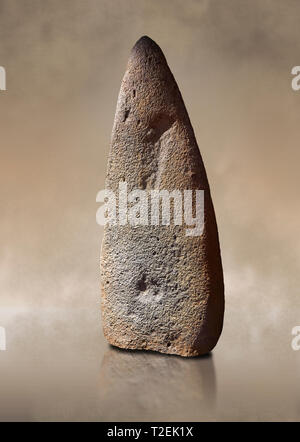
130, 35, 166, 64
133, 35, 159, 50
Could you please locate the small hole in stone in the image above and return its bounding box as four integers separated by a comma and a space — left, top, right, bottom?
123, 108, 130, 122
132, 89, 136, 97
167, 342, 171, 347
137, 274, 147, 291
137, 119, 140, 125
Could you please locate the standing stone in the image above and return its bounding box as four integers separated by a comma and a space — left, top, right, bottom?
100, 36, 224, 357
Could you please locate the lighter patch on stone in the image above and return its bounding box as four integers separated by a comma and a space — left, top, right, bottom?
138, 288, 164, 304
136, 274, 163, 304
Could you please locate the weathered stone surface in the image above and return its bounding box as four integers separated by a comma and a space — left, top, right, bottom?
100, 36, 224, 357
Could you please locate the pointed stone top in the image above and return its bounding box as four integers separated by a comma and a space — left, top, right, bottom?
113, 35, 196, 181
132, 35, 159, 51
129, 35, 166, 65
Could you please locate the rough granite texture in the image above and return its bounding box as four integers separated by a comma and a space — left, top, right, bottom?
100, 36, 224, 357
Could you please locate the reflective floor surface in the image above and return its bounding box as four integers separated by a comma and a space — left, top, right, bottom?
0, 306, 299, 421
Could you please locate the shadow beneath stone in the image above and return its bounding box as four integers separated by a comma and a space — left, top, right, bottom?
98, 345, 217, 421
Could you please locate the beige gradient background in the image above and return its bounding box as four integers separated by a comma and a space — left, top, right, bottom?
0, 0, 299, 421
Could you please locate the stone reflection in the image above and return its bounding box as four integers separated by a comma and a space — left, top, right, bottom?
98, 346, 216, 421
